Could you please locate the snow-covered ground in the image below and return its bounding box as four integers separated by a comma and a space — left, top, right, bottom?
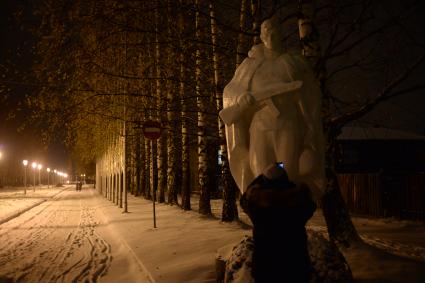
0, 185, 425, 282
0, 186, 149, 283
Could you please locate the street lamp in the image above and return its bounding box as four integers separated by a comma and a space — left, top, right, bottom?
53, 169, 57, 185
31, 162, 37, 191
47, 168, 50, 188
23, 160, 28, 194
0, 151, 3, 188
37, 164, 42, 186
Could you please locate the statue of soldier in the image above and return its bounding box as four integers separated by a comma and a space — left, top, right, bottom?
220, 17, 325, 197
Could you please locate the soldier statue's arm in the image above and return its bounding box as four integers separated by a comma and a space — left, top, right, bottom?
219, 80, 303, 126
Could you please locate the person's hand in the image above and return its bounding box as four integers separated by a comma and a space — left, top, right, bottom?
236, 92, 255, 107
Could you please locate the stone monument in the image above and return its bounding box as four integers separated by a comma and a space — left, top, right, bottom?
215, 18, 350, 283
220, 17, 326, 197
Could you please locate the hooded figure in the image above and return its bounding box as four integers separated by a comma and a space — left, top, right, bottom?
220, 18, 326, 196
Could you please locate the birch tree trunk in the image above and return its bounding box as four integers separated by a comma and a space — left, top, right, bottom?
251, 0, 261, 45
298, 0, 361, 247
151, 140, 158, 202
195, 0, 212, 215
209, 1, 239, 222
180, 68, 191, 209
180, 0, 191, 209
163, 0, 181, 205
147, 6, 159, 203
145, 138, 152, 200
156, 1, 168, 204
298, 0, 321, 67
135, 132, 142, 196
236, 0, 249, 67
140, 133, 147, 197
166, 83, 181, 205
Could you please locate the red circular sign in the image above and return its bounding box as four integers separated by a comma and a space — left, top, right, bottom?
143, 120, 162, 140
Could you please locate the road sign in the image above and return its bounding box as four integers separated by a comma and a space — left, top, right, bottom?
142, 119, 162, 228
143, 120, 162, 140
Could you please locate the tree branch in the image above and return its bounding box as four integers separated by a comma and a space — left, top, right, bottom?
330, 52, 425, 128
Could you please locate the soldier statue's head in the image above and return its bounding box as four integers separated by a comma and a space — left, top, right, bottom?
260, 17, 283, 53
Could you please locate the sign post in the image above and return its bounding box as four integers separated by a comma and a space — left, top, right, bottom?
142, 120, 163, 228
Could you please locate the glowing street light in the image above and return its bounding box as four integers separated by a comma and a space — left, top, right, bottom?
23, 160, 28, 194
37, 164, 42, 186
47, 168, 51, 188
31, 162, 37, 191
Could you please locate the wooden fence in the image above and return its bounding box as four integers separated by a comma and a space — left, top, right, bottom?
338, 172, 425, 221
405, 174, 425, 220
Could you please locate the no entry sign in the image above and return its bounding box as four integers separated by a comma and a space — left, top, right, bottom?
143, 120, 162, 140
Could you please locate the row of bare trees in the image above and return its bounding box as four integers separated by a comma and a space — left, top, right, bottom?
23, 0, 425, 247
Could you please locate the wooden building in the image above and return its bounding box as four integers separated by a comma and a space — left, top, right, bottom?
336, 127, 425, 221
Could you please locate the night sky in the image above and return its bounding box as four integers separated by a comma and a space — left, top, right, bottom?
0, 0, 69, 170
0, 0, 424, 170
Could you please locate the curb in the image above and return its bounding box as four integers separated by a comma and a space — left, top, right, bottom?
113, 228, 156, 283
0, 199, 46, 225
93, 191, 156, 283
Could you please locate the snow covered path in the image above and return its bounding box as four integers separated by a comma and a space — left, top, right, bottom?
0, 186, 149, 283
1, 185, 425, 283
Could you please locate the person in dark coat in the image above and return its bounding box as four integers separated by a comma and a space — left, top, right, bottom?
240, 163, 316, 283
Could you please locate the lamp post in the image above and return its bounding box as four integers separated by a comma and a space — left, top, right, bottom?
37, 164, 42, 186
47, 168, 50, 188
53, 169, 57, 186
23, 160, 28, 194
58, 171, 62, 185
31, 162, 37, 191
0, 151, 3, 188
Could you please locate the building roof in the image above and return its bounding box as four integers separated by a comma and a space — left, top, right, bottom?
338, 126, 425, 140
